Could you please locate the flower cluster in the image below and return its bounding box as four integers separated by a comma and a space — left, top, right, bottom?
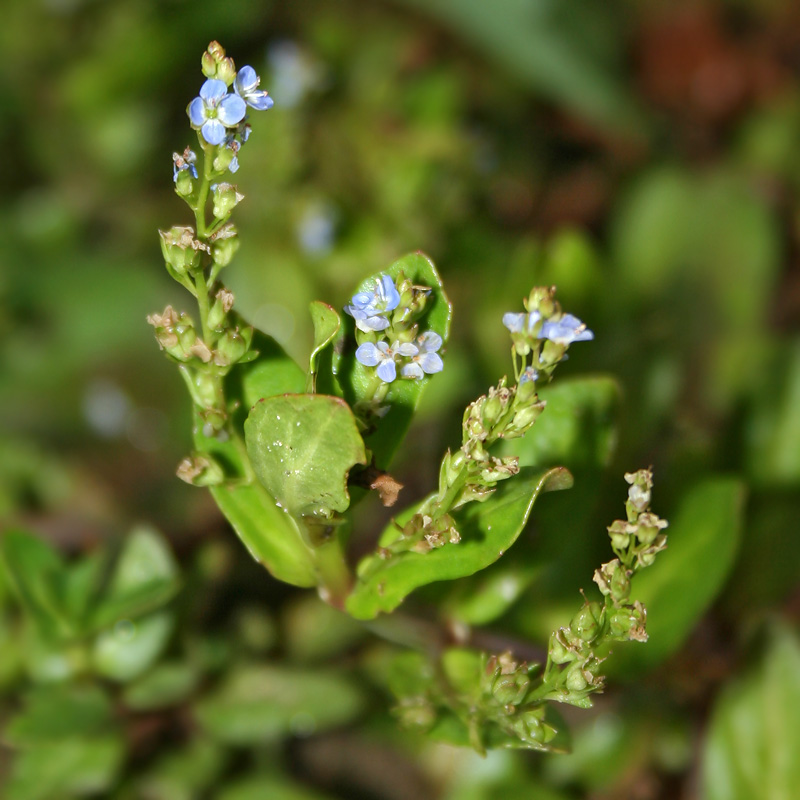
185, 42, 273, 175
503, 287, 593, 387
345, 274, 443, 384
541, 470, 667, 708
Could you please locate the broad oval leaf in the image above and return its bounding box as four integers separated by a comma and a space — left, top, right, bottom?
611, 477, 745, 675
346, 466, 572, 619
245, 394, 367, 518
702, 625, 800, 800
335, 252, 452, 469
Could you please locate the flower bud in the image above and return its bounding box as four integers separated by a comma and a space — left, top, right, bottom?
570, 602, 603, 642
176, 453, 225, 486
213, 326, 253, 367
208, 288, 235, 331
492, 671, 530, 707
159, 226, 205, 276
548, 629, 577, 664
211, 182, 245, 219
202, 41, 236, 85
210, 224, 239, 267
565, 663, 588, 693
636, 512, 668, 545
527, 286, 557, 319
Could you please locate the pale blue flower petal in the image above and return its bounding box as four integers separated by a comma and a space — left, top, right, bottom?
218, 93, 247, 126
401, 362, 424, 379
356, 342, 381, 367
188, 97, 206, 127
200, 79, 227, 104
417, 331, 442, 352
503, 312, 525, 333
201, 119, 226, 145
419, 352, 443, 374
396, 342, 419, 358
376, 359, 396, 383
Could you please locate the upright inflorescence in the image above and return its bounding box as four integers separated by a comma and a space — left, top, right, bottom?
148, 41, 274, 476
375, 286, 593, 557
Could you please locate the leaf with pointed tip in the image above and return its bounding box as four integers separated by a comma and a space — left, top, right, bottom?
245, 394, 367, 519
346, 467, 572, 619
307, 302, 341, 393
193, 418, 317, 589
335, 252, 452, 469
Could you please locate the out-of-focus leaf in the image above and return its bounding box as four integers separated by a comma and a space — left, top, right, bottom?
91, 527, 179, 630
0, 530, 71, 638
306, 301, 341, 393
245, 394, 367, 518
195, 665, 364, 745
5, 736, 124, 800
92, 611, 174, 682
123, 662, 200, 710
746, 340, 800, 485
334, 252, 452, 469
702, 625, 800, 800
446, 565, 539, 626
219, 774, 337, 800
282, 595, 366, 663
500, 376, 620, 470
4, 685, 113, 746
612, 478, 745, 674
136, 737, 227, 800
394, 0, 643, 133
347, 467, 572, 619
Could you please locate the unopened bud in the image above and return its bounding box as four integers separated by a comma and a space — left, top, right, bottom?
570, 602, 603, 643
159, 226, 205, 276
211, 182, 244, 219
202, 41, 236, 85
210, 224, 239, 267
176, 453, 225, 486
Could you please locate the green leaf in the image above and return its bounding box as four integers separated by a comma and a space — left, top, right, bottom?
208, 482, 317, 588
306, 302, 341, 393
232, 329, 306, 411
138, 738, 228, 800
91, 527, 180, 630
702, 625, 800, 800
219, 774, 337, 800
5, 686, 113, 746
195, 665, 365, 745
335, 252, 452, 469
245, 394, 367, 518
92, 610, 174, 682
5, 736, 124, 800
393, 0, 644, 134
446, 565, 539, 626
136, 738, 227, 800
500, 376, 620, 470
346, 467, 572, 619
123, 661, 200, 710
0, 530, 71, 638
612, 478, 745, 674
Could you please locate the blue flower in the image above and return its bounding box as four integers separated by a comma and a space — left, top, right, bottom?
356, 340, 417, 383
172, 148, 198, 182
188, 79, 247, 145
234, 66, 275, 111
401, 332, 443, 379
519, 366, 539, 384
540, 313, 594, 345
344, 274, 401, 332
503, 310, 541, 334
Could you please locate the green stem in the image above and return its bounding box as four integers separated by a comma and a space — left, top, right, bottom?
310, 531, 353, 609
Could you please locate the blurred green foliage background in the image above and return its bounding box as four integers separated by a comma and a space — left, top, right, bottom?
1, 0, 799, 797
